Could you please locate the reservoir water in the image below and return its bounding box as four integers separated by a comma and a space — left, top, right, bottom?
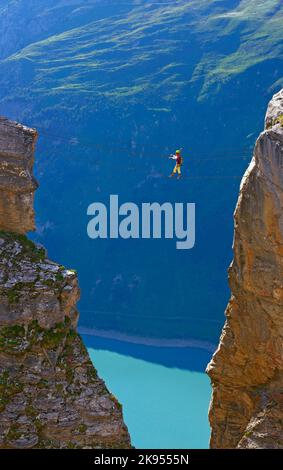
83, 335, 213, 449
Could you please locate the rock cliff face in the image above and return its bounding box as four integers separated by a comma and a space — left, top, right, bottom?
0, 117, 38, 234
0, 118, 131, 449
207, 90, 283, 449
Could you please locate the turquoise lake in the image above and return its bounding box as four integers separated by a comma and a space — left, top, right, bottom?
83, 335, 213, 449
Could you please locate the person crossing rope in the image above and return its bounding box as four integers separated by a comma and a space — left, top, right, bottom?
169, 149, 183, 179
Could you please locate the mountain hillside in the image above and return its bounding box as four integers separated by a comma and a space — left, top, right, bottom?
1, 0, 283, 104
0, 0, 282, 343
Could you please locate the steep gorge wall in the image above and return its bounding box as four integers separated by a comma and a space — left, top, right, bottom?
207, 90, 283, 448
0, 117, 38, 234
0, 117, 131, 449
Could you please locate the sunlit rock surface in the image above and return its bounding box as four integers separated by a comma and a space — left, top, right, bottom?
0, 117, 131, 449
207, 89, 283, 449
0, 117, 38, 234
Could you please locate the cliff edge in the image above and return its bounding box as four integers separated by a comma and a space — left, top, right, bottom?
207, 89, 283, 449
0, 117, 38, 234
0, 117, 131, 448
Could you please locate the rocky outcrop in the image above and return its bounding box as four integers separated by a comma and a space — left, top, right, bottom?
207, 89, 283, 449
0, 117, 38, 234
0, 118, 131, 449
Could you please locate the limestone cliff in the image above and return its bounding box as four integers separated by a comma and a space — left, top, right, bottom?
0, 117, 38, 234
0, 117, 131, 449
207, 89, 283, 449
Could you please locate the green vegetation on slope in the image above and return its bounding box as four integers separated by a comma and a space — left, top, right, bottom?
0, 0, 282, 105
